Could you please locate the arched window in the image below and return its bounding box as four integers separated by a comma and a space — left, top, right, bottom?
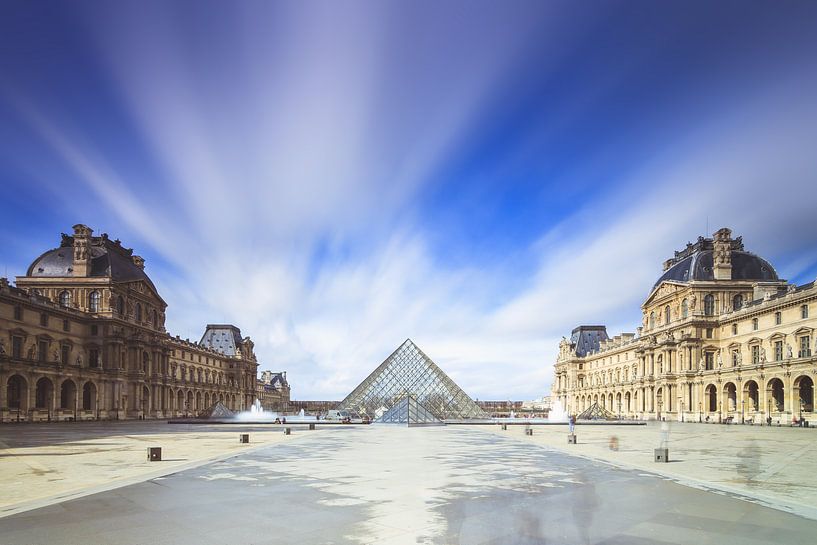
681, 299, 688, 319
704, 294, 715, 316
152, 310, 158, 328
136, 303, 142, 322
116, 296, 124, 316
664, 305, 671, 325
733, 294, 743, 311
88, 291, 100, 313
649, 311, 655, 329
59, 290, 71, 308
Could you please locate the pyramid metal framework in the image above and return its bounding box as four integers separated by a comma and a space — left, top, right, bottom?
337, 339, 487, 422
576, 402, 617, 421
378, 395, 443, 426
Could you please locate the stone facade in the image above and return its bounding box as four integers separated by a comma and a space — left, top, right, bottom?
0, 224, 261, 422
553, 228, 816, 423
256, 370, 290, 411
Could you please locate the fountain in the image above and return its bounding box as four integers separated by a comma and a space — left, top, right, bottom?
548, 398, 568, 422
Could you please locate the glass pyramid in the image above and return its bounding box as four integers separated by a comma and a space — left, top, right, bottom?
378, 395, 443, 426
337, 339, 487, 422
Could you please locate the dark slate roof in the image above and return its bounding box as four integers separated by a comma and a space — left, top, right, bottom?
570, 326, 609, 357
653, 250, 778, 289
200, 324, 243, 356
26, 240, 160, 296
267, 373, 287, 388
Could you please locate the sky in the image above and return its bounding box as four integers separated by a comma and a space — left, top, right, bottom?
2, 1, 817, 400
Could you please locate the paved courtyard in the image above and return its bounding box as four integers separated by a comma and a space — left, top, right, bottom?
1, 423, 816, 544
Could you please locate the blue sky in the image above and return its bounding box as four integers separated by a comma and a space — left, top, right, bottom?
2, 1, 817, 400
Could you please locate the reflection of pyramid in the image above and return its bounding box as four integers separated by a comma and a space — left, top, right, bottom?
337, 339, 487, 422
576, 402, 617, 421
378, 395, 443, 426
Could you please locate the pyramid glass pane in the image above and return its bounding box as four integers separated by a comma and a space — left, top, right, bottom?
338, 339, 487, 421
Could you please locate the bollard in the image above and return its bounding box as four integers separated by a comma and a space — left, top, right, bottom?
147, 447, 162, 461
501, 423, 507, 430
654, 448, 669, 463
283, 427, 291, 435
309, 423, 316, 430
525, 428, 533, 436
239, 434, 249, 444
568, 434, 577, 444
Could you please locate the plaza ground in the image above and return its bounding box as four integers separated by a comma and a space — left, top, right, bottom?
1, 422, 816, 544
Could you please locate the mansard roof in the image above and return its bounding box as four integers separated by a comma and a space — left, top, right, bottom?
200, 324, 243, 356
570, 325, 609, 357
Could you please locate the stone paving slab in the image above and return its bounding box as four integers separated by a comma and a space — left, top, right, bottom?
477, 420, 817, 520
1, 425, 816, 544
0, 421, 324, 517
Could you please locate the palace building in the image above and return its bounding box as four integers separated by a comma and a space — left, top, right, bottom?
0, 224, 275, 422
552, 228, 816, 423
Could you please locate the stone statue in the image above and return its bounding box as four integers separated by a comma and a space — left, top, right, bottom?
698, 357, 704, 370
786, 344, 793, 359
690, 295, 697, 309
716, 352, 723, 368
76, 354, 83, 367
760, 347, 767, 363
0, 338, 5, 355
27, 344, 35, 360
53, 349, 60, 362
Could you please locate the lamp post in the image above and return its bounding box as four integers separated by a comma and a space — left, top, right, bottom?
618, 400, 622, 421
767, 398, 771, 426
680, 399, 685, 423
800, 397, 803, 424
741, 399, 745, 424
658, 400, 663, 421
719, 400, 722, 424
698, 401, 702, 423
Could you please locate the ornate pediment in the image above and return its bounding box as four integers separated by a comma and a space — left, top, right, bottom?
644, 281, 686, 307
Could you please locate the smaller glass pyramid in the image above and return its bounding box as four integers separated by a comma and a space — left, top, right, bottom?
576, 402, 617, 421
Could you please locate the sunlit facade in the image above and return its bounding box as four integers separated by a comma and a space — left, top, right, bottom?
0, 224, 260, 421
553, 228, 816, 423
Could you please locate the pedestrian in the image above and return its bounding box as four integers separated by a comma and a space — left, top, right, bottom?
569, 414, 576, 434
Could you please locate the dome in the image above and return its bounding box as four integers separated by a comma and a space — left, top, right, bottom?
26, 236, 159, 295
653, 249, 778, 289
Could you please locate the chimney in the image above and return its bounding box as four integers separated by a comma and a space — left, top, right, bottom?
712, 227, 732, 280
71, 224, 93, 276
132, 255, 145, 269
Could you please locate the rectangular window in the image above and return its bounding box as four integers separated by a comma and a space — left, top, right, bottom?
706, 328, 713, 339
12, 336, 23, 359
705, 352, 714, 370
89, 349, 99, 368
40, 313, 48, 327
774, 340, 783, 361
802, 305, 809, 319
775, 312, 782, 325
732, 324, 738, 335
732, 351, 739, 366
800, 336, 811, 358
61, 345, 69, 365
38, 340, 48, 362
752, 345, 760, 364
90, 325, 98, 336
63, 319, 70, 332
13, 305, 22, 320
